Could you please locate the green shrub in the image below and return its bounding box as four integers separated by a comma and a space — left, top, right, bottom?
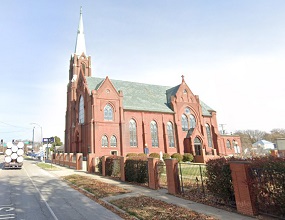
163, 153, 170, 160
249, 156, 285, 217
98, 157, 102, 174
149, 153, 160, 158
105, 156, 120, 177
138, 153, 147, 157
205, 157, 237, 203
171, 153, 183, 162
125, 157, 148, 183
183, 153, 194, 162
126, 153, 137, 157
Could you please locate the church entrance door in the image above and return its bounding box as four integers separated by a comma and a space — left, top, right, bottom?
194, 137, 202, 156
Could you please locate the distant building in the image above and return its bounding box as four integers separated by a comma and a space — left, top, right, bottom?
250, 139, 275, 156
55, 145, 64, 154
64, 8, 241, 162
275, 138, 285, 157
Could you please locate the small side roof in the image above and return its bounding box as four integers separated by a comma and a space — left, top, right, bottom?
252, 140, 275, 149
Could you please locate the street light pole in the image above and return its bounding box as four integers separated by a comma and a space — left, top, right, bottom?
31, 123, 42, 147
32, 127, 35, 151
31, 123, 43, 152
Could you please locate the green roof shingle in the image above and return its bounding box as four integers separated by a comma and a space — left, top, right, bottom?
86, 77, 214, 115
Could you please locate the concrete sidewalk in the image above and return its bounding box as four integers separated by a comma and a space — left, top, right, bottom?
47, 163, 255, 220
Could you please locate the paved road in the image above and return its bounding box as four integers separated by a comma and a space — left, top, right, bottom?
0, 156, 122, 220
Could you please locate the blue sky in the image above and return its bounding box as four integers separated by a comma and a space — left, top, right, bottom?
1, 1, 285, 143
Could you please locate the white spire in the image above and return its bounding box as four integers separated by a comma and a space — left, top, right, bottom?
75, 7, 86, 56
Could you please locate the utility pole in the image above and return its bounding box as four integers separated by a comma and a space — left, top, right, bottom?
219, 124, 226, 134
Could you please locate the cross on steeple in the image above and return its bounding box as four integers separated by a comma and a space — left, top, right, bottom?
181, 75, 185, 82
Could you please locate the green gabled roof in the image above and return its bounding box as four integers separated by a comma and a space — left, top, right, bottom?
200, 101, 215, 116
85, 77, 215, 115
86, 77, 174, 113
166, 85, 180, 103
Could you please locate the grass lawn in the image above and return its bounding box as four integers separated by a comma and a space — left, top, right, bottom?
37, 162, 61, 170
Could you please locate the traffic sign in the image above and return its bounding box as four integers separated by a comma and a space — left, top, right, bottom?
43, 137, 54, 143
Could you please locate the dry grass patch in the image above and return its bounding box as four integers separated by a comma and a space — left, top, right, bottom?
110, 196, 217, 220
63, 174, 130, 198
62, 174, 217, 219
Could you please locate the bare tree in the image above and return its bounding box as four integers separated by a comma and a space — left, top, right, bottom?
234, 129, 266, 149
234, 128, 285, 156
264, 128, 285, 142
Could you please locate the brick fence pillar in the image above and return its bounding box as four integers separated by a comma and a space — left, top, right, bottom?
230, 161, 258, 216
148, 157, 159, 190
164, 159, 180, 195
76, 153, 83, 170
87, 153, 96, 173
64, 153, 68, 166
119, 156, 125, 181
52, 152, 55, 163
102, 156, 106, 176
69, 153, 73, 168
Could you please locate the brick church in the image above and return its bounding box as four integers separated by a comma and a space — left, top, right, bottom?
64, 9, 241, 162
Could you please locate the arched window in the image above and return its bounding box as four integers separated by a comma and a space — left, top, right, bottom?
150, 121, 158, 147
205, 124, 213, 148
110, 135, 117, 147
79, 95, 84, 124
129, 119, 137, 147
167, 122, 175, 148
233, 140, 240, 154
101, 135, 108, 147
104, 104, 113, 121
226, 140, 231, 149
182, 114, 188, 131
190, 114, 196, 129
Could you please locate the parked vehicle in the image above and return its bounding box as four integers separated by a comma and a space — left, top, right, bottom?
4, 142, 24, 169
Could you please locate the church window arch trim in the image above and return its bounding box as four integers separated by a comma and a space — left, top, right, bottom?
110, 135, 117, 148
129, 119, 137, 147
104, 104, 114, 121
205, 124, 213, 148
101, 135, 108, 148
190, 114, 196, 129
79, 95, 84, 124
150, 120, 159, 147
182, 114, 188, 131
226, 140, 231, 149
167, 121, 175, 148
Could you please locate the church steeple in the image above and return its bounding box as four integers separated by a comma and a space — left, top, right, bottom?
69, 7, 91, 81
75, 7, 86, 56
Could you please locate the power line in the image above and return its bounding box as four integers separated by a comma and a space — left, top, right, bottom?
0, 121, 30, 129
0, 129, 31, 134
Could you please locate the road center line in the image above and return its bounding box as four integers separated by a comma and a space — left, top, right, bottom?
23, 166, 58, 220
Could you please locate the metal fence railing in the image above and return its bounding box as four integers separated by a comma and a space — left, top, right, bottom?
157, 161, 167, 189
178, 162, 207, 194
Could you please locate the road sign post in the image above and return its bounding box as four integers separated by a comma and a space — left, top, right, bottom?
42, 137, 54, 165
